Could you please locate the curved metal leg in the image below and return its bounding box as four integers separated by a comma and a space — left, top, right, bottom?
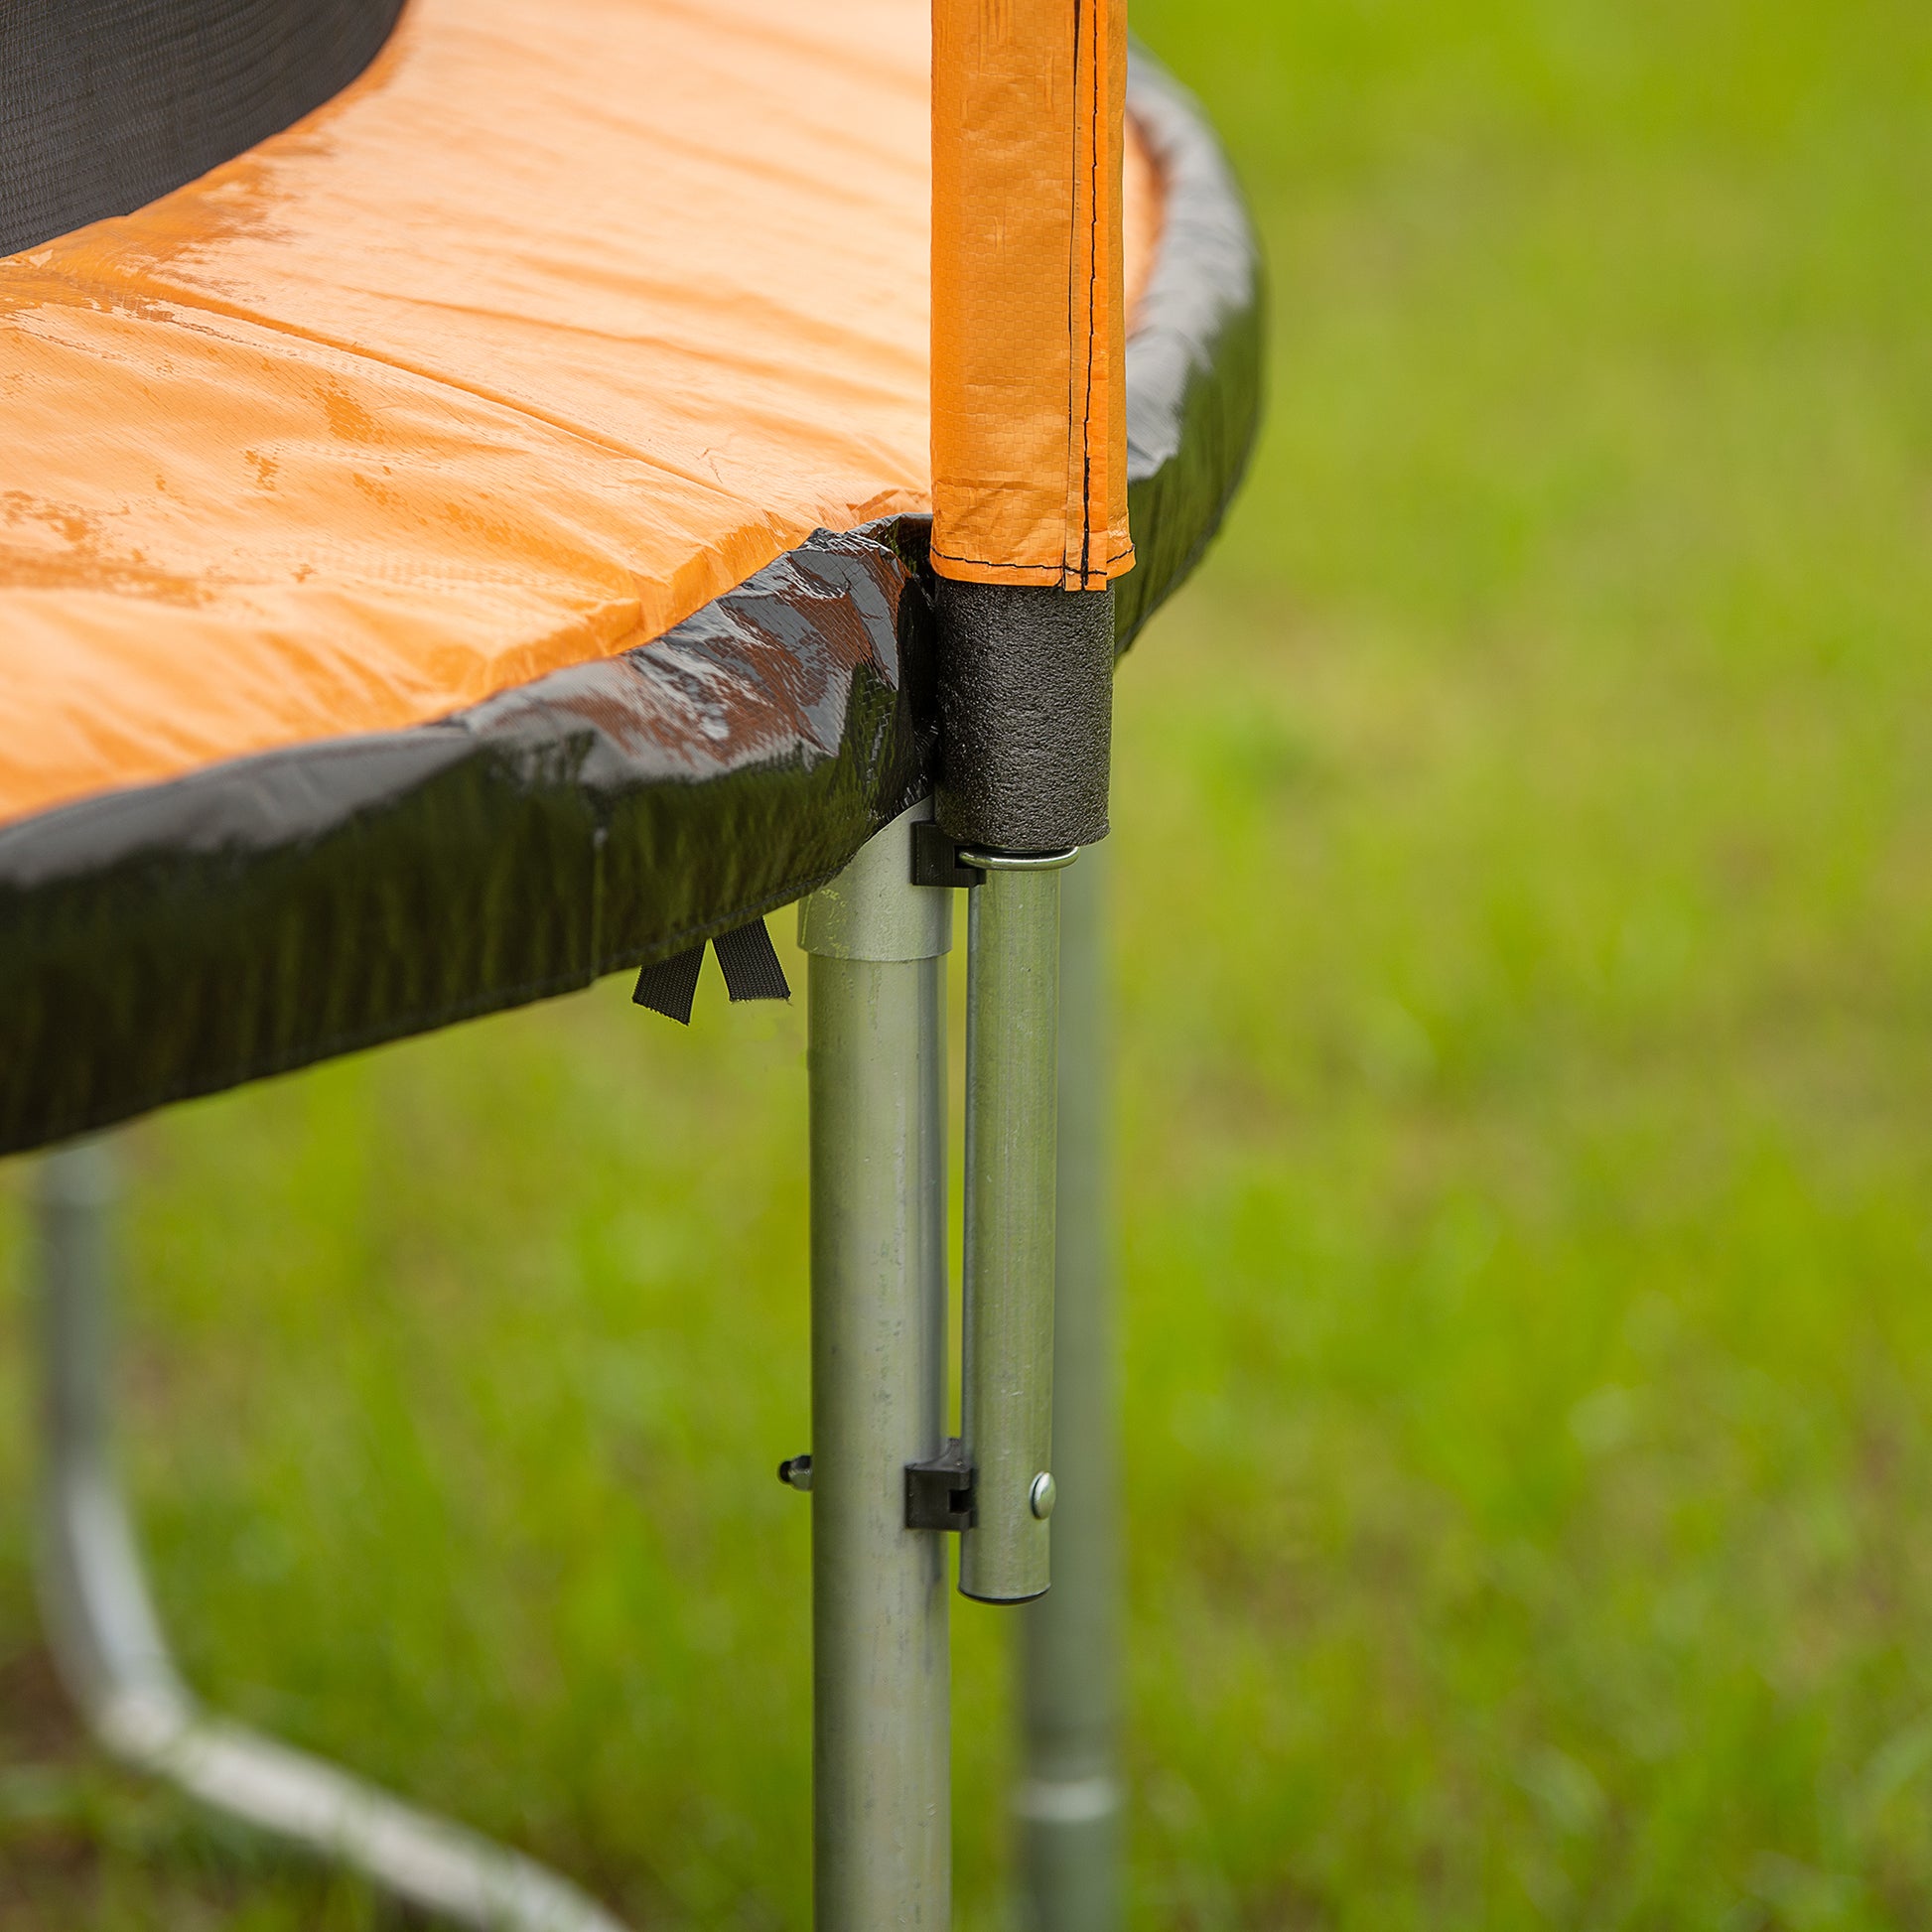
31, 1137, 630, 1932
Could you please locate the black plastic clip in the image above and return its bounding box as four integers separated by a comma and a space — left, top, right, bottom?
904, 1439, 976, 1531
911, 822, 985, 890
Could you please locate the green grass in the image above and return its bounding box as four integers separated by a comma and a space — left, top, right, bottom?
6, 0, 1932, 1922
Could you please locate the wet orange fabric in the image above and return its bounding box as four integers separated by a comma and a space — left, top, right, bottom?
0, 0, 1159, 830
930, 0, 1133, 591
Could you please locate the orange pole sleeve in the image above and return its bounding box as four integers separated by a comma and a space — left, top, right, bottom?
930, 0, 1134, 592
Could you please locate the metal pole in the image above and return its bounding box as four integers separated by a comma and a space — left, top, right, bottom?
957, 848, 1075, 1606
32, 1139, 189, 1741
1015, 844, 1121, 1932
799, 799, 954, 1932
28, 1140, 630, 1932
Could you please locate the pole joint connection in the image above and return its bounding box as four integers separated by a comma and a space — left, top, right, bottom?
912, 825, 1081, 889
904, 1440, 976, 1532
911, 823, 986, 889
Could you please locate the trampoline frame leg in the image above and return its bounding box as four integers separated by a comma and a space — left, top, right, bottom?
27, 798, 964, 1932
1016, 842, 1122, 1932
29, 1138, 629, 1932
799, 798, 956, 1932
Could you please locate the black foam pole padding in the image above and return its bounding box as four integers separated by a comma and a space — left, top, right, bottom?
713, 920, 791, 1003
632, 943, 705, 1025
933, 580, 1114, 852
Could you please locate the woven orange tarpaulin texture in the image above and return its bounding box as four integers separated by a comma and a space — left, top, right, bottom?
0, 0, 1157, 830
929, 0, 1132, 592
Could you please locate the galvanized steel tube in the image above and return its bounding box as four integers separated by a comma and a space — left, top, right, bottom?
958, 848, 1075, 1605
799, 800, 954, 1932
1016, 844, 1123, 1932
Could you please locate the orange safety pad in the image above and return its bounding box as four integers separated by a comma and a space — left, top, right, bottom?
0, 0, 1159, 831
929, 0, 1133, 592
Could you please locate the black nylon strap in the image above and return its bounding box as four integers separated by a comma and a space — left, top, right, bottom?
713, 920, 791, 1004
631, 920, 788, 1026
631, 943, 705, 1026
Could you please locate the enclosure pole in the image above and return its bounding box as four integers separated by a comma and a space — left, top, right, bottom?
799, 799, 954, 1932
958, 848, 1075, 1604
1015, 844, 1121, 1932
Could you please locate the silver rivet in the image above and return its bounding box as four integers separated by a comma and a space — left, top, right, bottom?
1030, 1471, 1056, 1520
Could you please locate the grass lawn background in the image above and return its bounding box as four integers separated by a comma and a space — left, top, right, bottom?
4, 0, 1932, 1923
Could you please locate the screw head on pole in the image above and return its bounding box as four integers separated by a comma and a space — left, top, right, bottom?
1029, 1471, 1056, 1520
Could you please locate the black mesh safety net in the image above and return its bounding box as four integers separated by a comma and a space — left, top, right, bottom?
0, 0, 403, 257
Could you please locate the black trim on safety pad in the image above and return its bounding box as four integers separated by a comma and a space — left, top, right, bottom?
1115, 50, 1266, 652
0, 522, 936, 1152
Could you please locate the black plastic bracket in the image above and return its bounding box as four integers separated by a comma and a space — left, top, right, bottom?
911, 821, 985, 890
904, 1438, 976, 1531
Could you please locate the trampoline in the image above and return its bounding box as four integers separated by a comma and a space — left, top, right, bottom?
1, 0, 1261, 1923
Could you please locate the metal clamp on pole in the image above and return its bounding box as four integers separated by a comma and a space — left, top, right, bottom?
904, 1438, 975, 1532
